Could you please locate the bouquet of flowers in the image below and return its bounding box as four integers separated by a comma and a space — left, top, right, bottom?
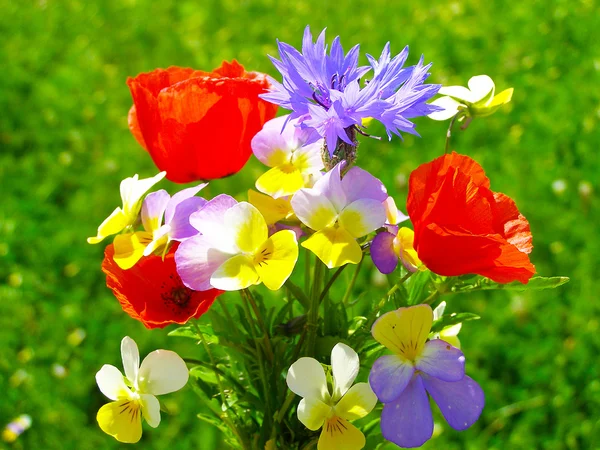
88, 27, 567, 449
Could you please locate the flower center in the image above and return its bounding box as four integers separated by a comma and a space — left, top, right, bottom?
117, 399, 142, 424
162, 285, 192, 307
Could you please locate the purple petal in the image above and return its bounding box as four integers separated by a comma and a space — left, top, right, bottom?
164, 183, 207, 225
174, 235, 230, 291
380, 375, 433, 448
369, 355, 414, 403
341, 167, 388, 204
422, 374, 485, 431
415, 339, 465, 382
310, 161, 346, 212
141, 190, 170, 231
370, 232, 398, 275
189, 194, 237, 234
168, 197, 207, 241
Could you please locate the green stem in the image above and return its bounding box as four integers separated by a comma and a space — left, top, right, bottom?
445, 113, 459, 154
243, 289, 274, 362
319, 265, 346, 303
184, 358, 247, 395
305, 260, 325, 356
191, 321, 227, 408
341, 258, 363, 305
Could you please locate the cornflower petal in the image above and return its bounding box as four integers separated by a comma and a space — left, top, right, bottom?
421, 374, 485, 431
415, 339, 465, 382
380, 375, 433, 448
369, 354, 415, 403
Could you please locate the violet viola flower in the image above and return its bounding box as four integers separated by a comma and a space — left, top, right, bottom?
261, 26, 441, 155
369, 305, 484, 448
112, 184, 207, 270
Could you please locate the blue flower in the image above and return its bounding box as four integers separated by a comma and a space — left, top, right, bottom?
261, 26, 441, 155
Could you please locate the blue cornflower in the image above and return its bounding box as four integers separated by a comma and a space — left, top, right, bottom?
261, 26, 441, 155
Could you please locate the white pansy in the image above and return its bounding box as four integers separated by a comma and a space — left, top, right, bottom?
431, 301, 462, 349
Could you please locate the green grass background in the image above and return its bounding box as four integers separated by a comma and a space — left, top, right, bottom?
1, 0, 599, 448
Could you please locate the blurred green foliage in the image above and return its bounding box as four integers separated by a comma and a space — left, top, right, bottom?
1, 0, 599, 448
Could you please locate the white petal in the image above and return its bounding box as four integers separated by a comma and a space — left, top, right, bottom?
312, 162, 346, 212
291, 188, 338, 231
437, 85, 474, 103
140, 394, 161, 428
287, 357, 329, 401
96, 365, 131, 401
297, 397, 332, 431
428, 97, 463, 121
468, 75, 495, 103
121, 172, 166, 216
138, 350, 189, 396
120, 337, 140, 388
189, 194, 238, 253
331, 343, 360, 400
433, 301, 447, 321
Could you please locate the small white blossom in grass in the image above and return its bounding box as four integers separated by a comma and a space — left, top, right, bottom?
95, 337, 189, 443
286, 343, 377, 450
432, 301, 462, 349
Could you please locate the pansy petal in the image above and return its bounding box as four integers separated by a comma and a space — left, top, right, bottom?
251, 116, 295, 167
312, 162, 346, 211
468, 75, 495, 104
210, 254, 259, 291
427, 96, 463, 121
97, 400, 143, 444
440, 331, 461, 349
87, 208, 128, 244
381, 375, 433, 448
297, 397, 331, 431
164, 183, 208, 225
291, 141, 325, 173
112, 232, 153, 270
371, 231, 398, 274
338, 198, 386, 238
335, 383, 377, 421
286, 357, 328, 400
437, 85, 474, 103
141, 190, 170, 232
138, 349, 189, 395
371, 305, 433, 359
224, 202, 268, 254
384, 196, 409, 225
291, 188, 338, 230
175, 235, 231, 291
121, 172, 167, 216
248, 189, 293, 225
254, 230, 298, 290
256, 165, 306, 198
96, 365, 130, 401
415, 339, 465, 382
341, 166, 388, 204
120, 337, 140, 387
369, 354, 415, 403
140, 394, 161, 428
318, 417, 365, 450
189, 194, 238, 253
302, 226, 362, 269
422, 374, 485, 431
487, 87, 513, 107
331, 343, 360, 400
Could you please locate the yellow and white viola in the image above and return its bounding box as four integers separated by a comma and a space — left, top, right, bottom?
431, 301, 462, 349
87, 172, 166, 244
428, 75, 513, 121
251, 115, 324, 198
95, 336, 189, 443
175, 195, 299, 291
286, 343, 377, 450
291, 162, 387, 268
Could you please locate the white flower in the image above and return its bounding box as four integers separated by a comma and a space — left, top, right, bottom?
95, 336, 189, 443
286, 343, 377, 450
431, 301, 462, 348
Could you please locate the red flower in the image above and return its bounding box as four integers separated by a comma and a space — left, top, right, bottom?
407, 152, 535, 283
127, 61, 278, 183
102, 243, 223, 329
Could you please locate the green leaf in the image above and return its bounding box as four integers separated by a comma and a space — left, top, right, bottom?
407, 270, 433, 306
168, 325, 219, 344
430, 312, 480, 334
190, 365, 219, 384
285, 280, 310, 309
452, 276, 570, 293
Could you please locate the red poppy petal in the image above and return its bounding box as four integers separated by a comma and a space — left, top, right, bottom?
128, 105, 148, 151
417, 224, 535, 284
492, 192, 533, 254
102, 244, 223, 329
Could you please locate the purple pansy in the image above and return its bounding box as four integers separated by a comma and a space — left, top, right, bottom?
369, 305, 484, 448
261, 26, 441, 155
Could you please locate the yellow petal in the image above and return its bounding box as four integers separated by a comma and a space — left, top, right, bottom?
335, 383, 377, 421
487, 87, 514, 107
394, 227, 424, 271
227, 203, 268, 254
440, 333, 461, 349
248, 190, 294, 225
210, 254, 259, 291
302, 226, 362, 269
318, 416, 366, 450
298, 397, 332, 431
113, 231, 153, 270
254, 230, 299, 290
338, 199, 386, 238
372, 305, 433, 360
87, 208, 129, 244
97, 400, 143, 444
256, 165, 306, 198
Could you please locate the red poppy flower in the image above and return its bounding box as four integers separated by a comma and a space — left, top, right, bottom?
102, 243, 223, 329
127, 60, 278, 183
407, 152, 535, 284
